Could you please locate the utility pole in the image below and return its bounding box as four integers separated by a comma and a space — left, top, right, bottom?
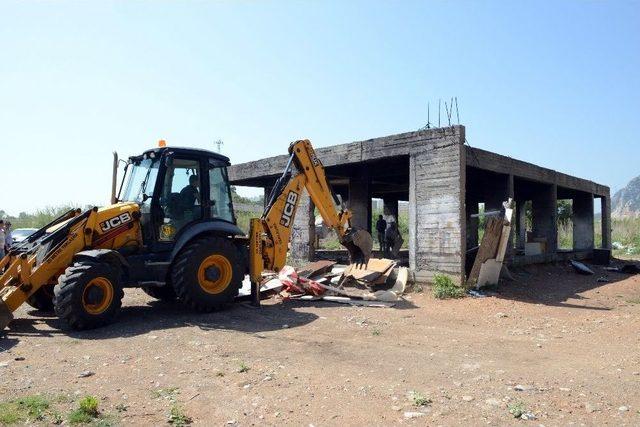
214, 139, 224, 153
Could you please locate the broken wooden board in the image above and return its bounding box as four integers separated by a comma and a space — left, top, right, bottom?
390, 267, 408, 295
296, 260, 336, 278
467, 216, 504, 288
343, 258, 395, 283
467, 199, 514, 289
366, 258, 396, 273
476, 259, 503, 287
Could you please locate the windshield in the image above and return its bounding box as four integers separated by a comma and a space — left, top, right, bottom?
120, 157, 159, 203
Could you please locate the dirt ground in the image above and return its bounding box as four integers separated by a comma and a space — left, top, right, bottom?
1, 262, 639, 426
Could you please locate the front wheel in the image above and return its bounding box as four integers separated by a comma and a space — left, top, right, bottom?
171, 236, 243, 312
54, 261, 124, 330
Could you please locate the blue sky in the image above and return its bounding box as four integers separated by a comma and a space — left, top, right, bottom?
1, 0, 638, 216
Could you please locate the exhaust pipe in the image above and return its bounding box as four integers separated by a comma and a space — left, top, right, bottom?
111, 151, 118, 204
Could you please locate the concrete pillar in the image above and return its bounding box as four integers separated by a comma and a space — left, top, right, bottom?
516, 199, 527, 250
505, 174, 516, 258
532, 184, 558, 254
409, 129, 465, 284
601, 195, 612, 249
349, 171, 371, 232
290, 189, 315, 263
573, 192, 594, 251
466, 197, 479, 249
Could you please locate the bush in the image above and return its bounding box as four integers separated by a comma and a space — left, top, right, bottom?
432, 274, 465, 299
168, 404, 192, 426
68, 396, 99, 424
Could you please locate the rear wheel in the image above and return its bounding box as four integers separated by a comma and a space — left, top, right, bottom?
26, 284, 55, 311
54, 261, 124, 330
142, 284, 178, 302
171, 236, 243, 312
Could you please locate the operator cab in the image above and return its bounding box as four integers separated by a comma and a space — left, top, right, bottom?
117, 146, 236, 248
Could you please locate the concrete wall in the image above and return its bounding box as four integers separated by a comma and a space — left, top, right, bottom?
531, 184, 558, 254
573, 192, 595, 250
290, 190, 315, 263
409, 127, 466, 284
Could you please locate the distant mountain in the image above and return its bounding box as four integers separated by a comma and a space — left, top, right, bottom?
612, 176, 640, 218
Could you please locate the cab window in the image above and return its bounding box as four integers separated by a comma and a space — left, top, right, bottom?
208, 164, 234, 222
159, 158, 202, 240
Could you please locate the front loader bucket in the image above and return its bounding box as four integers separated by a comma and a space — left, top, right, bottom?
341, 228, 373, 265
0, 301, 14, 331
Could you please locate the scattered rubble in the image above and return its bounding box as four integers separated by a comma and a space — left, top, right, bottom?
570, 260, 595, 275
254, 258, 409, 307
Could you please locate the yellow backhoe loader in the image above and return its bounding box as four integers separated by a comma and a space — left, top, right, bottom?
0, 140, 372, 331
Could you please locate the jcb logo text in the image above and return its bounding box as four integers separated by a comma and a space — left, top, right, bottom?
280, 191, 298, 227
99, 212, 132, 233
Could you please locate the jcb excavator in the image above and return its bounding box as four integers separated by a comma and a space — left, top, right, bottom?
0, 140, 372, 331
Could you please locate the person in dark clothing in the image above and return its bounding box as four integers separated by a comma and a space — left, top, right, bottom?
385, 221, 403, 259
375, 215, 387, 252
180, 175, 200, 216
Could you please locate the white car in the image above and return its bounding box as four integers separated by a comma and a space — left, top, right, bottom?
11, 228, 38, 244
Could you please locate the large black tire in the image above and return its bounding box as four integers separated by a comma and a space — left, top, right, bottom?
26, 284, 55, 312
171, 236, 243, 312
53, 260, 124, 330
142, 284, 178, 302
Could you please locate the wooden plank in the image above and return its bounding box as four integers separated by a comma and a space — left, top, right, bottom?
296, 260, 337, 278
466, 216, 504, 288
495, 204, 514, 263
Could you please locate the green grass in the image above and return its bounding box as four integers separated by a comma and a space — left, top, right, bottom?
432, 274, 465, 299
626, 297, 640, 305
67, 396, 100, 425
508, 401, 526, 418
0, 394, 115, 426
408, 391, 431, 407
237, 361, 250, 373
601, 217, 640, 258
168, 404, 192, 426
0, 395, 50, 424
557, 220, 573, 250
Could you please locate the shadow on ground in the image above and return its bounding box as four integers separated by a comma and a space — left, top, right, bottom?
493, 261, 636, 310
5, 300, 317, 340
3, 294, 417, 342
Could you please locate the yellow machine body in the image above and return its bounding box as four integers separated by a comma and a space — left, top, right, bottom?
0, 203, 141, 326
248, 139, 372, 289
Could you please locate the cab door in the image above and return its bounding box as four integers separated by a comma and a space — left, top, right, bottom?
203, 158, 236, 224
154, 156, 205, 243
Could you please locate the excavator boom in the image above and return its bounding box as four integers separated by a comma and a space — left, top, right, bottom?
249, 139, 373, 290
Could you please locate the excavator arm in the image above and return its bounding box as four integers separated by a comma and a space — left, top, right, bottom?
0, 204, 141, 330
249, 139, 372, 297
0, 209, 93, 328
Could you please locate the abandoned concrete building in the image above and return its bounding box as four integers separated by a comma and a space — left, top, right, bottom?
228, 126, 611, 284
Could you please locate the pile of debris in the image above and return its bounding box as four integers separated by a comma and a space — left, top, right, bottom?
259, 259, 409, 307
